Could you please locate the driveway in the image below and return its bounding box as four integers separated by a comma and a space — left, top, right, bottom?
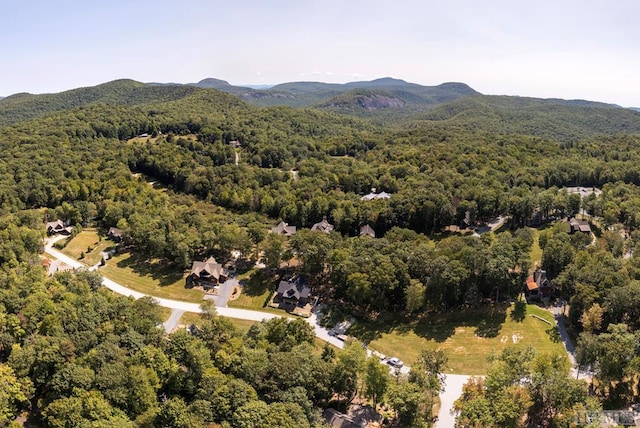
46, 235, 477, 416
549, 305, 593, 380
163, 309, 185, 333
436, 374, 472, 427
45, 235, 478, 424
204, 277, 237, 307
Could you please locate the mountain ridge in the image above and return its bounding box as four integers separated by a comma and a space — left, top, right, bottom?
1, 77, 638, 140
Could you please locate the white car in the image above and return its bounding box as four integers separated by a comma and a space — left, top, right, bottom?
387, 357, 404, 368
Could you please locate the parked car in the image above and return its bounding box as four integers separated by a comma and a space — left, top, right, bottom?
387, 357, 404, 368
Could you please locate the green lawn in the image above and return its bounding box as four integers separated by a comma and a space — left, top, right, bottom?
529, 228, 543, 272
349, 303, 566, 375
179, 312, 259, 335
100, 251, 204, 303
228, 270, 273, 310
61, 228, 115, 266
158, 306, 172, 322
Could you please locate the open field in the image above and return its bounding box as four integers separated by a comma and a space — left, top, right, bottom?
100, 251, 204, 303
61, 228, 114, 266
350, 303, 565, 375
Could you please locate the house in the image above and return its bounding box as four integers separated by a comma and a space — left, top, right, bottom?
276, 279, 311, 306
186, 257, 228, 290
107, 227, 124, 242
359, 224, 376, 238
311, 216, 334, 234
271, 221, 296, 237
228, 140, 242, 148
525, 268, 552, 300
564, 217, 592, 234
46, 220, 73, 236
323, 409, 360, 428
361, 188, 392, 201
461, 210, 472, 229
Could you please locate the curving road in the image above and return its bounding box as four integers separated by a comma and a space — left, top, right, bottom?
45, 235, 467, 424
44, 235, 345, 347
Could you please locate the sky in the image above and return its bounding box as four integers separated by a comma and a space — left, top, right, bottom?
1, 0, 639, 106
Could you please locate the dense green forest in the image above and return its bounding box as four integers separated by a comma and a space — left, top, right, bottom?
3, 79, 640, 426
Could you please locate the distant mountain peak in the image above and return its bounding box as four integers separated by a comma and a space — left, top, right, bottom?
369, 77, 409, 85
195, 78, 233, 89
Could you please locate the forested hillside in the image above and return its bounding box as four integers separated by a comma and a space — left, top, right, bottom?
418, 95, 640, 140
0, 80, 202, 126
3, 80, 640, 425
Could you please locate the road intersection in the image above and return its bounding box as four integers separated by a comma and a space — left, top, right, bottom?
45, 235, 464, 426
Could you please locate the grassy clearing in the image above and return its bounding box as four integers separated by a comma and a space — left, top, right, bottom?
349, 303, 566, 375
61, 228, 114, 266
100, 251, 204, 303
228, 270, 273, 310
158, 307, 172, 322
529, 228, 543, 272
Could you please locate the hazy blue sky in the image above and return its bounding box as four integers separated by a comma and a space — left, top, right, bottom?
2, 0, 639, 106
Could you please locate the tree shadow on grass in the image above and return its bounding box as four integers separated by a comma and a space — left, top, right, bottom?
474, 306, 507, 338
546, 326, 561, 343
240, 270, 277, 297
349, 303, 509, 344
115, 252, 185, 287
510, 300, 527, 322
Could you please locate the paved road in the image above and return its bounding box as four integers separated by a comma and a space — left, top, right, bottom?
45, 236, 477, 415
163, 309, 185, 333
43, 236, 343, 344
436, 374, 472, 428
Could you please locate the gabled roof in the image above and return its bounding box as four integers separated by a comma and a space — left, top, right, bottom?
46, 220, 64, 230
311, 216, 334, 234
361, 188, 392, 201
277, 280, 311, 301
578, 223, 592, 233
359, 224, 376, 238
564, 217, 591, 233
190, 256, 227, 280
323, 409, 360, 428
46, 220, 72, 234
528, 269, 550, 291
271, 221, 296, 236
108, 227, 123, 237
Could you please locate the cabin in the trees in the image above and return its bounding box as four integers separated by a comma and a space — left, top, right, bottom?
323, 409, 360, 428
107, 227, 124, 242
564, 217, 592, 234
525, 268, 552, 301
361, 188, 392, 201
359, 224, 376, 238
271, 221, 297, 237
311, 216, 334, 234
46, 220, 73, 236
276, 279, 311, 306
186, 257, 228, 290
